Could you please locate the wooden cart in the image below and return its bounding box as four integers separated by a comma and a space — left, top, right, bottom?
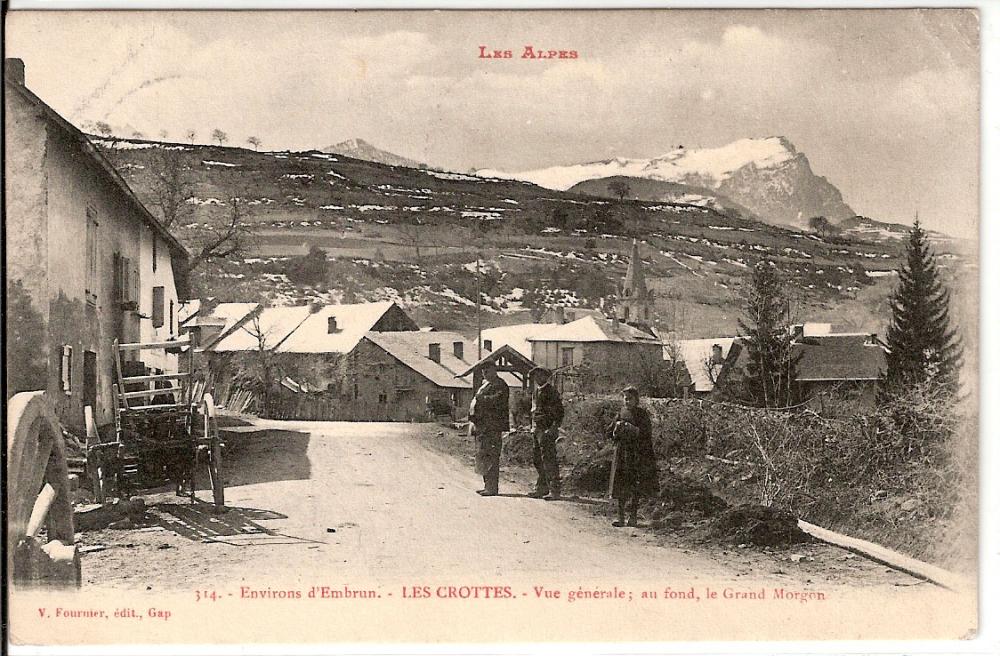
86, 337, 224, 509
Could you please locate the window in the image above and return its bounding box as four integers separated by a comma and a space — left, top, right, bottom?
152, 286, 165, 327
353, 383, 359, 400
378, 392, 388, 404
85, 209, 99, 304
561, 347, 574, 367
483, 339, 493, 352
152, 234, 158, 272
623, 306, 630, 321
61, 345, 73, 393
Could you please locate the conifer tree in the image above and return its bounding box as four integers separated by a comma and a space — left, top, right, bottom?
737, 260, 799, 407
885, 219, 962, 390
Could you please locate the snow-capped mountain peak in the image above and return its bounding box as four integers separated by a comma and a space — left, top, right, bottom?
477, 136, 853, 228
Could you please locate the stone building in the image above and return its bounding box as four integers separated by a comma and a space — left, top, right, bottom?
5, 58, 189, 429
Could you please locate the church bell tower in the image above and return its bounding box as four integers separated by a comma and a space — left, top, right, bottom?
617, 239, 654, 329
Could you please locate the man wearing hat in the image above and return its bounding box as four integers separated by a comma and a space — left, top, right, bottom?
528, 367, 564, 500
469, 359, 509, 496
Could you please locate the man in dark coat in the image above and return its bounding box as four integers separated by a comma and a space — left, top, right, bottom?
528, 367, 564, 500
469, 360, 509, 496
607, 386, 659, 527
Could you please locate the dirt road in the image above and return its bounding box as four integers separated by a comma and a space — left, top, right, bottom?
40, 419, 975, 643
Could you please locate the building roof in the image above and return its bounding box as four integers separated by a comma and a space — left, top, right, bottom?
528, 315, 660, 344
5, 74, 189, 262
793, 334, 887, 382
277, 301, 414, 354
667, 337, 738, 393
455, 343, 537, 379
364, 331, 477, 389
196, 302, 262, 348
723, 333, 887, 384
481, 323, 561, 359
210, 305, 314, 352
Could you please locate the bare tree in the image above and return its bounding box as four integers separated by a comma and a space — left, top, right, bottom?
93, 121, 114, 138
185, 194, 258, 273
147, 151, 194, 228
238, 312, 277, 417
246, 136, 262, 151
397, 221, 424, 263
211, 128, 229, 146
608, 179, 631, 202
185, 129, 197, 144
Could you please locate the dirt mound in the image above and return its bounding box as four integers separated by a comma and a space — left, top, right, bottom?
707, 504, 812, 547
655, 475, 729, 515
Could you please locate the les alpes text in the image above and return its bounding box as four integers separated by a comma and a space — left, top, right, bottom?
479, 45, 579, 59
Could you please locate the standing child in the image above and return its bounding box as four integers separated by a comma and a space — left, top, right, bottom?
607, 386, 659, 527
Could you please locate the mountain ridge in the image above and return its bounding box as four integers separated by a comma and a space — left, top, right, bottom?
322, 138, 424, 169
478, 137, 855, 229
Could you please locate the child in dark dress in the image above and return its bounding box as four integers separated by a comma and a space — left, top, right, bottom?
607, 387, 659, 527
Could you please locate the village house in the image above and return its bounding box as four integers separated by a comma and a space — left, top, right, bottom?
715, 323, 888, 409
665, 337, 738, 397
196, 301, 483, 420
5, 58, 189, 429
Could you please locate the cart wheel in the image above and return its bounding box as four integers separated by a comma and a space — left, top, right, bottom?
202, 394, 225, 509
7, 392, 81, 586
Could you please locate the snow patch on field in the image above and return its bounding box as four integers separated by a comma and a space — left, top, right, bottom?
203, 160, 239, 167
425, 170, 481, 182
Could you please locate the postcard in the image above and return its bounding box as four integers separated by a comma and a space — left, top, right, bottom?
3, 7, 982, 649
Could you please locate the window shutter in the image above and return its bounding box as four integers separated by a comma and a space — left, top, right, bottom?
152, 286, 165, 328
131, 259, 140, 304
113, 253, 122, 304
61, 345, 73, 393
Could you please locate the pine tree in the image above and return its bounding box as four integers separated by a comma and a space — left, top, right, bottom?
885, 219, 962, 390
737, 260, 799, 407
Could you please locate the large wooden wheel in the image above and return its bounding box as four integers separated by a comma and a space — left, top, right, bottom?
7, 392, 81, 586
202, 393, 225, 509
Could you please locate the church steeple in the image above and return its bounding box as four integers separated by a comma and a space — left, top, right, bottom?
617, 239, 654, 328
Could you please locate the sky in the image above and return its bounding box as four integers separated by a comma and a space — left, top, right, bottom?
5, 9, 980, 237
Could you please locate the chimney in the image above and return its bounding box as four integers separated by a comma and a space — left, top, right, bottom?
5, 58, 25, 86
711, 344, 723, 364
428, 343, 441, 363
866, 333, 878, 346
453, 341, 464, 360
327, 316, 339, 333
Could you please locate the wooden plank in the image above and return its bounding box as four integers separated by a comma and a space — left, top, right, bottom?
121, 386, 183, 399
122, 373, 190, 384
797, 519, 972, 592
118, 338, 191, 351
121, 403, 189, 412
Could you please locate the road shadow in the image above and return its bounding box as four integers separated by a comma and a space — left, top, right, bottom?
146, 501, 322, 547
200, 427, 311, 487
497, 492, 609, 507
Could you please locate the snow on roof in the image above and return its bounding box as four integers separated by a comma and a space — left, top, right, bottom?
481, 323, 561, 360
364, 331, 477, 389
277, 301, 407, 353
210, 305, 313, 352
667, 337, 738, 393
528, 316, 660, 344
